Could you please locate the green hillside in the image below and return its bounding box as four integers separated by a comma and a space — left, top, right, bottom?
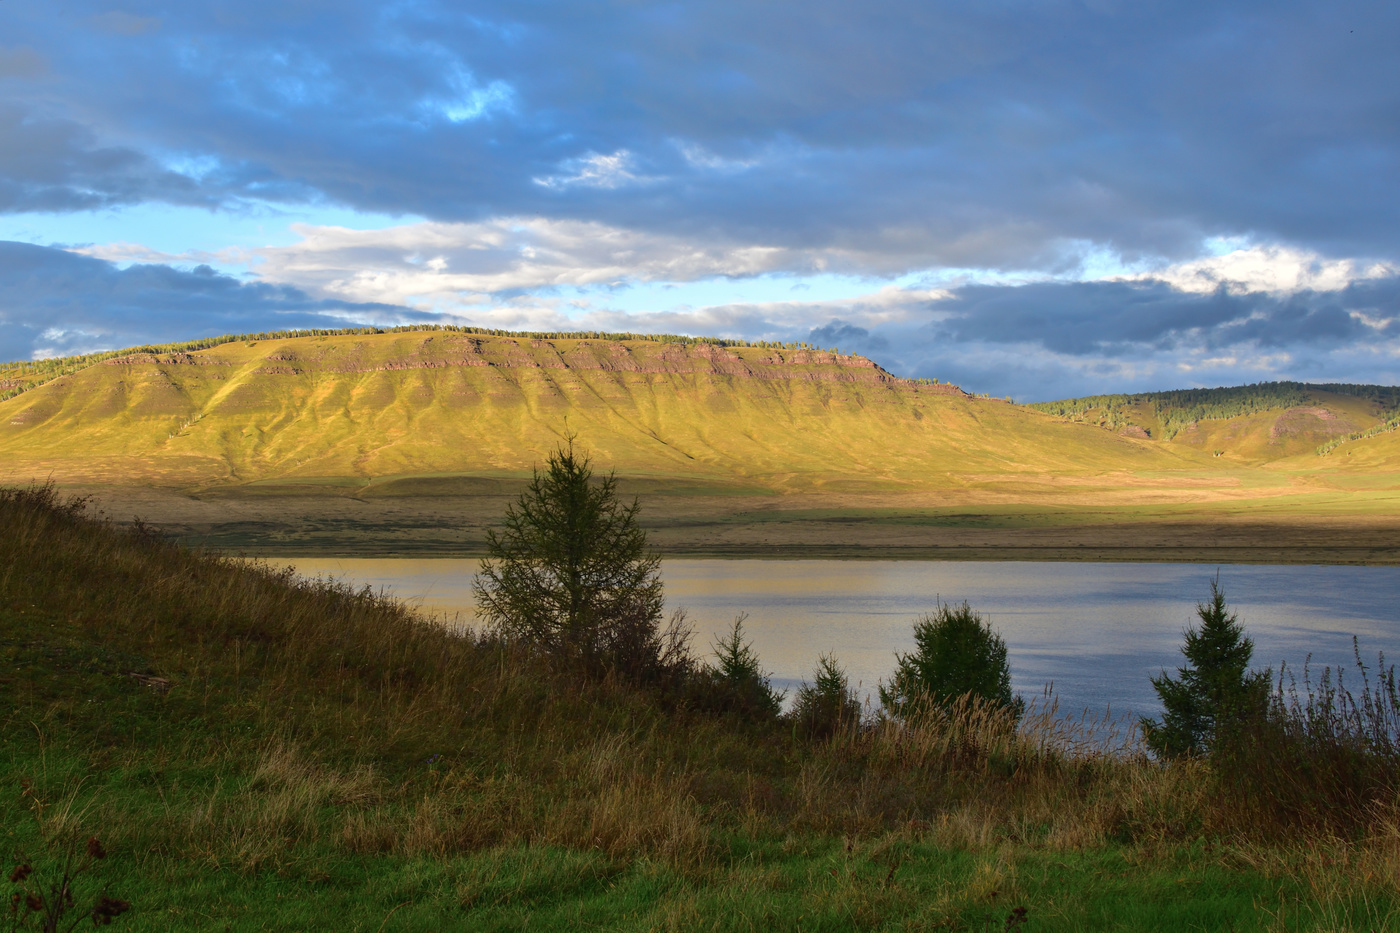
7, 329, 1400, 559
0, 327, 1190, 491
1030, 382, 1400, 458
4, 484, 1396, 930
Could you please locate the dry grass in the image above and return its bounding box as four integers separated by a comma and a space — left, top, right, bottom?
5, 480, 1400, 930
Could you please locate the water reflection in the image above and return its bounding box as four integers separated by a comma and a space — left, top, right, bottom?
268, 557, 1400, 718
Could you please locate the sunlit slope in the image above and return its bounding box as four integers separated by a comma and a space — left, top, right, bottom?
1144, 392, 1382, 463
0, 330, 1197, 489
1034, 385, 1400, 467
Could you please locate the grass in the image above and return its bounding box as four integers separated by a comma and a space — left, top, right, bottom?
3, 483, 1400, 930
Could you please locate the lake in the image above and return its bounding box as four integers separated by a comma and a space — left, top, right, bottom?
267, 558, 1400, 719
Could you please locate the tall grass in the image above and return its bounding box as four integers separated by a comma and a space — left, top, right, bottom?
4, 480, 1400, 922
1212, 645, 1400, 837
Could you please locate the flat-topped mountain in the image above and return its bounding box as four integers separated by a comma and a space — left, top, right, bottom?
7, 327, 1400, 559
0, 327, 1181, 491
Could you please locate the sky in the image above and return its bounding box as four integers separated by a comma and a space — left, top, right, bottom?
1, 1, 1397, 400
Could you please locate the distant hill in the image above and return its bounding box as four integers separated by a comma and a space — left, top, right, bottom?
1029, 382, 1400, 461
1, 327, 1187, 492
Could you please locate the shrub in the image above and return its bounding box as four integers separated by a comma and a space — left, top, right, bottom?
879, 601, 1020, 720
691, 615, 784, 718
1141, 576, 1270, 759
789, 654, 861, 740
473, 439, 691, 684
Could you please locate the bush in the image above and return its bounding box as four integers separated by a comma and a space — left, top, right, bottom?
789, 654, 861, 740
879, 601, 1020, 720
473, 439, 692, 684
1141, 576, 1270, 759
690, 615, 784, 719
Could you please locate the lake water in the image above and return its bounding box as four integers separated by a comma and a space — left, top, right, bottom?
268, 558, 1400, 719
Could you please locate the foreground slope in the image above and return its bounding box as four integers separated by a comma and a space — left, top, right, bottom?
3, 485, 1395, 931
0, 328, 1192, 490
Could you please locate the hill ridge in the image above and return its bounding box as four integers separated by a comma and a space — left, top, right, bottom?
1, 324, 955, 403
0, 328, 1154, 489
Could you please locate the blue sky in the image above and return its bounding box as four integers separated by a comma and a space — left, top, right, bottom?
1, 0, 1397, 400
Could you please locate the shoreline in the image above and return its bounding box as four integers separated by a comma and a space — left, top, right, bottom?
221, 542, 1400, 565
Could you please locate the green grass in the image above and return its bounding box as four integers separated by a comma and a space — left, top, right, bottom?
4, 483, 1400, 930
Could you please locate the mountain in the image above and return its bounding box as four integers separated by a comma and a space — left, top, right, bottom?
1029, 383, 1400, 462
0, 327, 1189, 491
4, 327, 1399, 559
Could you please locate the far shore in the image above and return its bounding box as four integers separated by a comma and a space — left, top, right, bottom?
38, 481, 1400, 566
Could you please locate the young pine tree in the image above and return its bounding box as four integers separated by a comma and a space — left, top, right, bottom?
879, 601, 1021, 720
790, 653, 861, 739
705, 615, 784, 717
1141, 576, 1271, 758
473, 438, 686, 682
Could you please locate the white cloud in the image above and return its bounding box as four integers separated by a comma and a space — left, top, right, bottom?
1118, 245, 1395, 295
674, 141, 760, 174
423, 71, 515, 124
206, 217, 886, 307
533, 150, 650, 190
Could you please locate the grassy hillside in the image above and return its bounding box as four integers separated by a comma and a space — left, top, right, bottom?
5, 484, 1399, 930
7, 330, 1400, 558
1030, 382, 1400, 461
0, 328, 1189, 490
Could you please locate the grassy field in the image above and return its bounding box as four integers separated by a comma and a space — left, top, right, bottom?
3, 484, 1400, 930
46, 480, 1400, 563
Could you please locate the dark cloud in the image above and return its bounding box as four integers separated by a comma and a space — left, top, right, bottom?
0, 241, 416, 361
838, 275, 1400, 398
934, 278, 1397, 355
0, 105, 213, 212
0, 1, 1395, 267
808, 319, 889, 353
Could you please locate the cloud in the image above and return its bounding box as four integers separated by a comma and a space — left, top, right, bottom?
10, 235, 1400, 400
88, 12, 162, 37
3, 1, 1400, 398
0, 47, 47, 79
0, 1, 1396, 270
534, 151, 650, 190
0, 241, 416, 362
0, 105, 213, 213
1118, 245, 1396, 296
99, 218, 888, 308
808, 320, 889, 353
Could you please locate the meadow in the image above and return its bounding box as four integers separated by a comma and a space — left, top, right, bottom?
4, 483, 1400, 931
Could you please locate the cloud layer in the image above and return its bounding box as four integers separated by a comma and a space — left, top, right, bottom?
9, 239, 1400, 401
4, 1, 1399, 268
0, 241, 413, 362
1, 1, 1398, 396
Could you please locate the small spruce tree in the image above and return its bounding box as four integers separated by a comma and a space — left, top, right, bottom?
790, 653, 861, 739
1141, 576, 1271, 758
473, 438, 686, 682
706, 615, 784, 717
879, 601, 1021, 720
